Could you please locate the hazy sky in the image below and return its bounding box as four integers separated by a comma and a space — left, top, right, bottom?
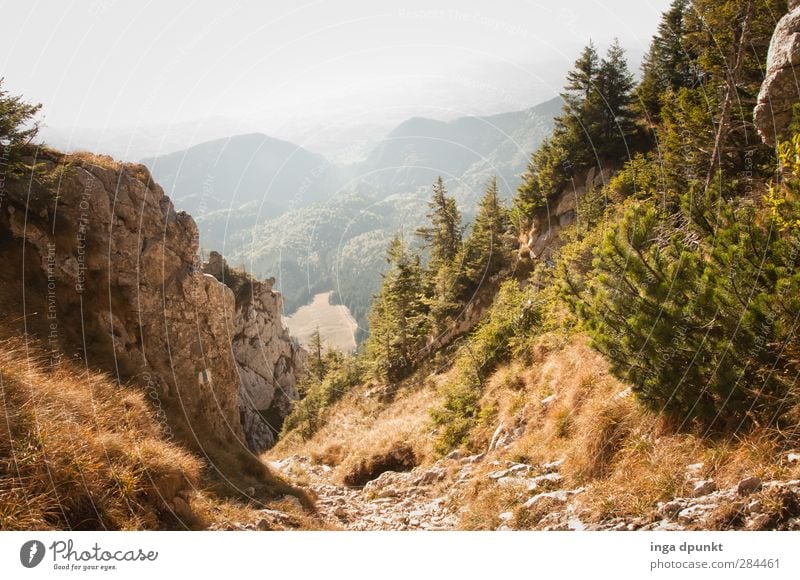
2, 0, 671, 152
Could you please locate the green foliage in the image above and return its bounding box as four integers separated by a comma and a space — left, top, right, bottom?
432, 280, 542, 452
364, 234, 430, 382
550, 0, 794, 431
594, 39, 637, 158
512, 40, 638, 231
605, 152, 664, 201
511, 137, 571, 227
457, 176, 513, 299
415, 177, 464, 324
281, 350, 362, 440
0, 78, 42, 176
635, 0, 694, 123
416, 176, 463, 269
560, 164, 800, 429
307, 327, 325, 381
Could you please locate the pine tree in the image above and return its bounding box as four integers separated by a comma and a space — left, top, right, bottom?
512, 40, 636, 231
595, 39, 637, 157
416, 176, 462, 269
681, 0, 785, 192
416, 176, 464, 323
458, 176, 512, 298
365, 234, 429, 382
0, 78, 42, 175
564, 41, 600, 105
559, 41, 603, 166
636, 0, 694, 123
308, 327, 325, 380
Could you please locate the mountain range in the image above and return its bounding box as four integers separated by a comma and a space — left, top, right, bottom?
142, 96, 562, 338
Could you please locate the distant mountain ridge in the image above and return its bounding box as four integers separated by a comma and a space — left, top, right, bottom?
359, 96, 562, 198
141, 97, 562, 336
142, 133, 339, 213
142, 133, 341, 249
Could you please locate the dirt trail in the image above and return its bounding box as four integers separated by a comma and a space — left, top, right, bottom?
270, 454, 468, 530
270, 450, 800, 531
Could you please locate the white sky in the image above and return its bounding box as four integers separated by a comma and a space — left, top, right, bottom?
2, 0, 671, 141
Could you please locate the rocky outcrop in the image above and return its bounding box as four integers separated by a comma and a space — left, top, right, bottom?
521, 165, 614, 261
754, 0, 800, 146
202, 251, 304, 452
0, 150, 299, 456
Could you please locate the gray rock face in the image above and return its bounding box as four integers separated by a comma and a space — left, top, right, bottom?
2, 151, 303, 455
755, 3, 800, 146
2, 152, 245, 451
203, 251, 304, 452
524, 165, 614, 261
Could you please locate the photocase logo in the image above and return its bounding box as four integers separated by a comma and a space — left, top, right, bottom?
20, 540, 46, 568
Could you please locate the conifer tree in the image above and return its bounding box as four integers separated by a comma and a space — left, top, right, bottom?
595, 39, 637, 157
416, 176, 462, 269
512, 40, 636, 231
308, 327, 325, 380
416, 176, 464, 323
559, 41, 602, 165
681, 0, 784, 191
636, 0, 693, 123
365, 234, 429, 382
458, 176, 512, 298
0, 78, 41, 175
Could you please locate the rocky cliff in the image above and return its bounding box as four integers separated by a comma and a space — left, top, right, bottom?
519, 164, 615, 263
0, 149, 301, 457
754, 0, 800, 146
203, 251, 304, 451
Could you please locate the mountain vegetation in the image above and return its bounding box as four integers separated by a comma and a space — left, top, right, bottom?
142, 100, 559, 333
4, 0, 800, 532
275, 0, 800, 530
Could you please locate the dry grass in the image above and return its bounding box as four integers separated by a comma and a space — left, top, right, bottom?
457, 335, 797, 528
0, 335, 319, 530
269, 373, 444, 485
0, 337, 203, 530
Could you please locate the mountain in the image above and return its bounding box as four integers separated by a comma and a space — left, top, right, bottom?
136, 98, 561, 335
142, 133, 341, 249
358, 96, 563, 201
229, 98, 561, 331
40, 117, 239, 162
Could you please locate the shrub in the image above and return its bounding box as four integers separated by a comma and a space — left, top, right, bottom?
560, 140, 800, 430
431, 280, 542, 452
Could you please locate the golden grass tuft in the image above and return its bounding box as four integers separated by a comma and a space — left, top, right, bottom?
0, 337, 203, 530
269, 373, 443, 485
457, 334, 797, 528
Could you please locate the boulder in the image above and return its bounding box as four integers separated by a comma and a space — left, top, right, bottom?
691, 479, 718, 497
0, 151, 303, 457
737, 476, 763, 496
754, 2, 800, 146
203, 252, 305, 451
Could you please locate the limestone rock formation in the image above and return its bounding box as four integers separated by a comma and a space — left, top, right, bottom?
0, 150, 298, 456
523, 165, 614, 261
202, 251, 304, 452
754, 0, 800, 146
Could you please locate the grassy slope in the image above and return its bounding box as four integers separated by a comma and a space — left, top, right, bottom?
274, 329, 800, 529
0, 334, 319, 530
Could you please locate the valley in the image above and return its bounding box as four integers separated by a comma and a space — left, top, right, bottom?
142, 97, 561, 333
284, 292, 359, 354
2, 0, 800, 541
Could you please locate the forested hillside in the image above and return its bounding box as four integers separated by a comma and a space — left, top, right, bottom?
274, 0, 800, 531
